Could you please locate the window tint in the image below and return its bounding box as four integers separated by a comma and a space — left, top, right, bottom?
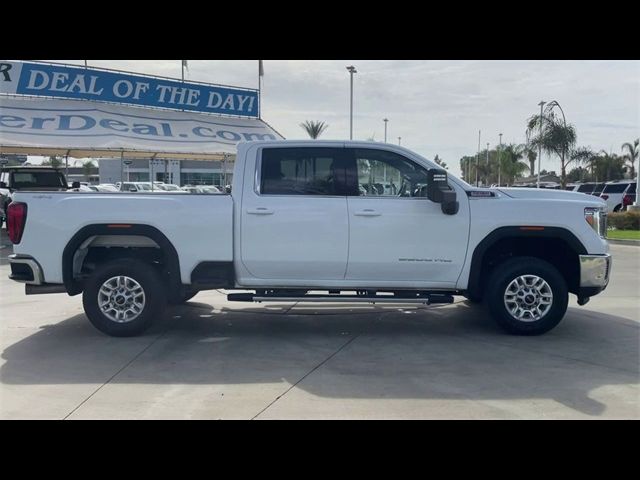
627, 183, 636, 194
260, 148, 344, 195
593, 183, 606, 193
352, 149, 429, 198
603, 183, 630, 193
11, 171, 66, 188
577, 184, 595, 192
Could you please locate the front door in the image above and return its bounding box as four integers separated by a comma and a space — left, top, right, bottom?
240, 146, 350, 281
344, 147, 469, 287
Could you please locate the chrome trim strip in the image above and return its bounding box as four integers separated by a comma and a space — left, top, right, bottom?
8, 254, 44, 285
579, 254, 611, 288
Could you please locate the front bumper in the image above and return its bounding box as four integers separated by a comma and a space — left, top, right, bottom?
579, 254, 611, 289
8, 254, 44, 285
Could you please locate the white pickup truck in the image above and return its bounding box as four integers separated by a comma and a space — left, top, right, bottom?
6, 140, 611, 337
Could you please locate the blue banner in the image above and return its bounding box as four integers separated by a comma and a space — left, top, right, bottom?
0, 61, 259, 118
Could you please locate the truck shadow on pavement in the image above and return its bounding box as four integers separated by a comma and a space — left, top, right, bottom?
1, 300, 638, 417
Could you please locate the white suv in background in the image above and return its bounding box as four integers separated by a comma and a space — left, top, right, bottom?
600, 180, 635, 212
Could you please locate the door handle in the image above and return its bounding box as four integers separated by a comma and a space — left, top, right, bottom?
354, 209, 382, 217
246, 207, 274, 215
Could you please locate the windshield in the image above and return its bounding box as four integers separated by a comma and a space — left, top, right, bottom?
11, 171, 67, 189
137, 183, 152, 191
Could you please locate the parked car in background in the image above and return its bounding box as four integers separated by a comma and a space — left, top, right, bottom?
1, 166, 69, 228
576, 183, 596, 194
88, 184, 119, 192
622, 183, 637, 210
155, 183, 184, 192
592, 183, 606, 197
182, 185, 222, 194
600, 180, 636, 212
119, 182, 153, 192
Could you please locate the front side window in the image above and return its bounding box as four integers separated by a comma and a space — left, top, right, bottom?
351, 149, 429, 198
260, 148, 345, 195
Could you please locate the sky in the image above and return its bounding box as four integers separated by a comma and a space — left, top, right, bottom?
46, 60, 640, 178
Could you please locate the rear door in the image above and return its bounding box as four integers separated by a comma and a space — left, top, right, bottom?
240, 146, 350, 281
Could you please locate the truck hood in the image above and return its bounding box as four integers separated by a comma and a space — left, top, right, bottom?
497, 187, 606, 205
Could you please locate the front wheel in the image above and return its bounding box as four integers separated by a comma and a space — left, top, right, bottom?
82, 259, 167, 337
486, 257, 568, 335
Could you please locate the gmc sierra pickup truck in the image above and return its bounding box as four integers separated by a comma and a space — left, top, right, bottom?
6, 140, 611, 337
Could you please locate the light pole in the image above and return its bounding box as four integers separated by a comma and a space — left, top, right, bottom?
537, 100, 546, 188
486, 142, 490, 186
383, 118, 388, 143
398, 137, 401, 146
498, 133, 503, 186
476, 130, 481, 187
346, 66, 357, 140
546, 100, 568, 187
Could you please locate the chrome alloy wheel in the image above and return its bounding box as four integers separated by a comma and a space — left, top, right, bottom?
503, 275, 553, 322
98, 276, 146, 323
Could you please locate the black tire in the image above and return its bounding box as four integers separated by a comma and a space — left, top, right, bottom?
613, 204, 622, 212
464, 292, 483, 304
486, 256, 568, 335
82, 259, 166, 337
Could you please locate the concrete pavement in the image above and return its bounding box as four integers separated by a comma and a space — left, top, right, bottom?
0, 241, 638, 419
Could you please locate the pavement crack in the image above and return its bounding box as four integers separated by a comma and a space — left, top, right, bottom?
62, 329, 167, 420
251, 333, 359, 420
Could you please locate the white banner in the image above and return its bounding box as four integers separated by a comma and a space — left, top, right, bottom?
0, 96, 282, 158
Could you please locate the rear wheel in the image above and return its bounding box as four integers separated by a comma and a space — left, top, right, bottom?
486, 256, 568, 335
82, 259, 166, 337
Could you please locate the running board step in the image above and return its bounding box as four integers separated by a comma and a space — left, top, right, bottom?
227, 293, 454, 305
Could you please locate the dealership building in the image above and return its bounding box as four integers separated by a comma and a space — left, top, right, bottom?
98, 156, 235, 187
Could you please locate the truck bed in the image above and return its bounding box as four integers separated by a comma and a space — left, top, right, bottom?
11, 191, 233, 284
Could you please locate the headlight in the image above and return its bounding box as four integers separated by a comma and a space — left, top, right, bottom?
585, 207, 607, 238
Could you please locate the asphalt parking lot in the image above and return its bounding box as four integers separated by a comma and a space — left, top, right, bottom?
1, 232, 638, 419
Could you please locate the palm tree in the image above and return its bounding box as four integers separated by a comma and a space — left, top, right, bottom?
43, 155, 62, 168
300, 120, 328, 139
82, 161, 95, 181
500, 144, 529, 185
621, 139, 639, 178
434, 154, 448, 170
526, 108, 577, 188
521, 135, 537, 176
586, 151, 626, 182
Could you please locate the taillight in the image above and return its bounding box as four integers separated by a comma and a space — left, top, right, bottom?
600, 194, 609, 200
7, 202, 28, 244
623, 194, 633, 207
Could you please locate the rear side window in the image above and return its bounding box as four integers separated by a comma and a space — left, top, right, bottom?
627, 183, 636, 194
602, 183, 629, 193
11, 171, 66, 189
577, 184, 595, 192
260, 148, 345, 195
